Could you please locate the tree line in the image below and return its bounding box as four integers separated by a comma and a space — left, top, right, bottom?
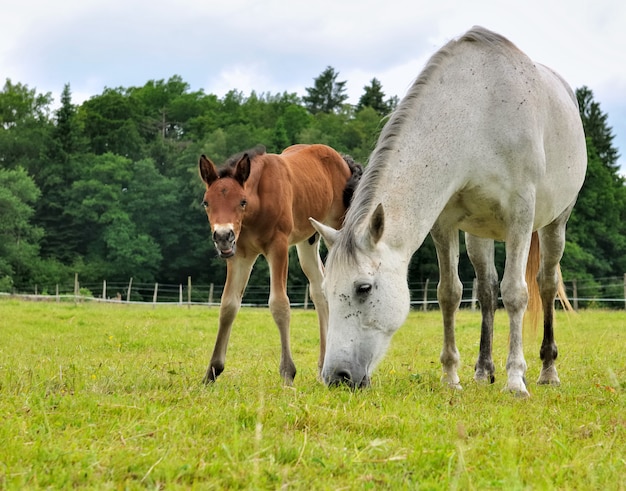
0, 68, 622, 302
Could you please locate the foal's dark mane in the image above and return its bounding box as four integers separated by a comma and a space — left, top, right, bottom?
218, 145, 266, 178
332, 26, 515, 263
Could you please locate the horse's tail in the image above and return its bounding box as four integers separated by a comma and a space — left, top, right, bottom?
525, 231, 574, 332
341, 155, 363, 208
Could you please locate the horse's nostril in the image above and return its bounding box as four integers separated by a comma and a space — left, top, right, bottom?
329, 369, 353, 388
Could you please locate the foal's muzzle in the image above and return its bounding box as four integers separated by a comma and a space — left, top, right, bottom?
213, 229, 236, 258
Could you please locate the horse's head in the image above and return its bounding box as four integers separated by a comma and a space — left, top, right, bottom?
310, 204, 411, 389
199, 153, 251, 259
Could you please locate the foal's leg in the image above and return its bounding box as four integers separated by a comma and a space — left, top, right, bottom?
431, 225, 463, 390
501, 220, 534, 397
296, 237, 328, 378
465, 234, 498, 384
204, 254, 257, 384
536, 207, 573, 385
266, 240, 297, 385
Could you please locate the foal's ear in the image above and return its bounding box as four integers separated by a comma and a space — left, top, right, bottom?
199, 155, 218, 185
234, 154, 252, 186
369, 203, 385, 245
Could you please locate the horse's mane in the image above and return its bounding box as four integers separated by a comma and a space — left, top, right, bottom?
218, 145, 266, 178
333, 26, 516, 262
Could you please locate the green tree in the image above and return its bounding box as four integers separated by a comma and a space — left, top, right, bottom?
576, 86, 620, 170
35, 84, 87, 262
562, 87, 626, 280
0, 79, 53, 170
303, 66, 349, 115
0, 167, 43, 290
78, 88, 145, 160
356, 78, 396, 115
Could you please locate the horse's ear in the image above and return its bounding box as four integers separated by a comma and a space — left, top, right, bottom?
309, 218, 339, 249
199, 155, 218, 185
369, 203, 385, 245
234, 154, 251, 186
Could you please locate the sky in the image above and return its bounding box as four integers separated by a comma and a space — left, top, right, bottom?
2, 0, 625, 170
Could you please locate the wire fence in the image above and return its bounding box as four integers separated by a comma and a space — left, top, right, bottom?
4, 274, 626, 310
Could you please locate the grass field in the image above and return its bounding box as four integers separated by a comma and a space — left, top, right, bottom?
0, 299, 624, 490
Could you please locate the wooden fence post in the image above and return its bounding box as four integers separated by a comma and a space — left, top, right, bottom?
102, 280, 107, 300
187, 276, 192, 308
56, 283, 59, 303
153, 283, 158, 307
208, 283, 214, 306
423, 279, 429, 312
126, 277, 133, 302
304, 284, 309, 310
572, 279, 578, 311
74, 273, 79, 304
179, 284, 183, 305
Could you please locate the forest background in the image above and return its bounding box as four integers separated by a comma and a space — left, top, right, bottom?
0, 68, 623, 302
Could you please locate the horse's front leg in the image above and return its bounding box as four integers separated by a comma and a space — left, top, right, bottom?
432, 225, 463, 390
465, 234, 498, 384
501, 222, 534, 397
267, 241, 296, 385
203, 254, 256, 384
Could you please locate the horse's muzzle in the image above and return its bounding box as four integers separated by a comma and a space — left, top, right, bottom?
324, 368, 371, 390
213, 229, 236, 258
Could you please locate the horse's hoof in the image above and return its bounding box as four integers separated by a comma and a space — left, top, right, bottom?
537, 365, 561, 386
203, 364, 223, 384
474, 369, 495, 385
441, 375, 463, 390
503, 381, 530, 398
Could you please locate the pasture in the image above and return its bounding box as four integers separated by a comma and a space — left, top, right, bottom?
1, 299, 624, 490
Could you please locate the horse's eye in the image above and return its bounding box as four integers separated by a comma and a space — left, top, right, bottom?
240, 199, 247, 208
201, 200, 208, 209
355, 283, 372, 296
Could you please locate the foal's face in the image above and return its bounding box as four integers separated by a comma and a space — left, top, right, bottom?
199, 154, 251, 259
201, 178, 248, 258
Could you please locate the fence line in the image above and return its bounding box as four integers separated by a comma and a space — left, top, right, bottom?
5, 274, 626, 310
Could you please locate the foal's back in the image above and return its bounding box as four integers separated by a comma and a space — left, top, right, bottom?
276, 144, 353, 244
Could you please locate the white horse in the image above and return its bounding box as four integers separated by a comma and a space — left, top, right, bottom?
311, 26, 587, 397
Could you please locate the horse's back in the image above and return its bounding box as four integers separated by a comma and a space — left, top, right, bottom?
418, 27, 586, 235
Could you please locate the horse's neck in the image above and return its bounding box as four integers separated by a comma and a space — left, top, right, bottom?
377, 137, 462, 259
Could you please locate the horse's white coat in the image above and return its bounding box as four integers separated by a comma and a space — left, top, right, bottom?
311, 27, 587, 396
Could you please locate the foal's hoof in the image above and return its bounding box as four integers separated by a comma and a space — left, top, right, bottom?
537, 365, 561, 386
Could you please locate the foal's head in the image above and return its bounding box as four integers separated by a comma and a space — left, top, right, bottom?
199, 149, 260, 258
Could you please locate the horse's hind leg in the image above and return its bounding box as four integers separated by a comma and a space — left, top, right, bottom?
536, 206, 573, 385
431, 225, 463, 390
296, 237, 328, 379
203, 254, 256, 384
465, 234, 498, 384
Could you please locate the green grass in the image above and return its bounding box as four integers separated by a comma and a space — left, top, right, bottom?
0, 299, 625, 490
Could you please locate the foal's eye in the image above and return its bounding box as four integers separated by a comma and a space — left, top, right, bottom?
201, 200, 208, 209
240, 199, 247, 208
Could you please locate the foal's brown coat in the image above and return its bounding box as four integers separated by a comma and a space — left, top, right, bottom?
199, 144, 360, 384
